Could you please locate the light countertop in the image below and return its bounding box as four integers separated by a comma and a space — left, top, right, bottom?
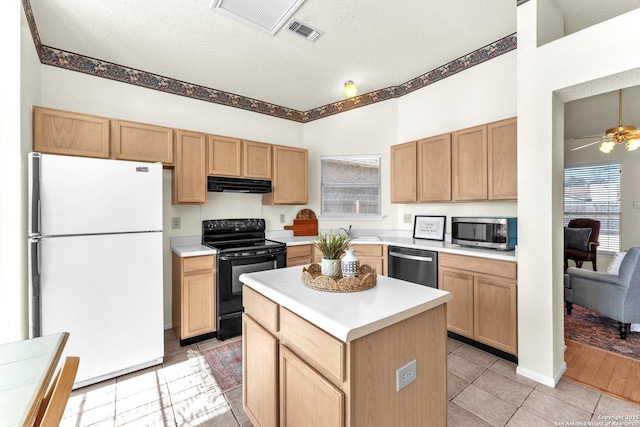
240, 266, 452, 342
170, 236, 216, 257
171, 232, 517, 262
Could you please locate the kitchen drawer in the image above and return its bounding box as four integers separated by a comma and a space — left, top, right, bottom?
439, 253, 516, 280
183, 255, 215, 273
351, 244, 383, 258
243, 285, 279, 334
287, 244, 313, 258
279, 307, 345, 385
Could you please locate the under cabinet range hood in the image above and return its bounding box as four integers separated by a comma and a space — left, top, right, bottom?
207, 176, 272, 193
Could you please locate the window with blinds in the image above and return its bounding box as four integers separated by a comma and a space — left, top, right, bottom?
564, 162, 621, 252
321, 155, 381, 217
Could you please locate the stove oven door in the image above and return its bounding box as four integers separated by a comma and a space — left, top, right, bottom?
216, 250, 286, 340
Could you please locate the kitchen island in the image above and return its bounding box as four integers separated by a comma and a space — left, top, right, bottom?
239, 266, 452, 427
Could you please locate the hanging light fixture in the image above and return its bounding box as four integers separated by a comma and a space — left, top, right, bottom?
344, 80, 357, 98
572, 89, 640, 153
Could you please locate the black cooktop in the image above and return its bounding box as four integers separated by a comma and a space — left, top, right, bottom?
202, 219, 285, 254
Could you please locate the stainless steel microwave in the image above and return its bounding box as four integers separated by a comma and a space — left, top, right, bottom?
451, 217, 518, 251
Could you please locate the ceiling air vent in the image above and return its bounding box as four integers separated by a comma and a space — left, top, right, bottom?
212, 0, 305, 35
287, 20, 324, 42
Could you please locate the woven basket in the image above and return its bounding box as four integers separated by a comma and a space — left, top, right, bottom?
302, 263, 377, 293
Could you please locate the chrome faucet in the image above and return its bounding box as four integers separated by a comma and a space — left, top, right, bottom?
339, 225, 352, 237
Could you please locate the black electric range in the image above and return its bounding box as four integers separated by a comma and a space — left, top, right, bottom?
202, 219, 287, 340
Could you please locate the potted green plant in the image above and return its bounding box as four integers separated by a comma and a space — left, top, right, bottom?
313, 230, 351, 277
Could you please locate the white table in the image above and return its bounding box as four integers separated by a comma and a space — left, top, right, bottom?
0, 332, 69, 427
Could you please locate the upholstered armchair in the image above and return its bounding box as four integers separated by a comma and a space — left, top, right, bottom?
564, 246, 640, 339
564, 218, 601, 271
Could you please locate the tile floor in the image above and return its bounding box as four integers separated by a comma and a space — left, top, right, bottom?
61, 330, 640, 427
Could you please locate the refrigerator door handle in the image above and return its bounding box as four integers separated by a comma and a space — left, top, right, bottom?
29, 153, 42, 235
30, 239, 42, 338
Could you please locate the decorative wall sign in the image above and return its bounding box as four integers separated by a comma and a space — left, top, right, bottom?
413, 215, 446, 241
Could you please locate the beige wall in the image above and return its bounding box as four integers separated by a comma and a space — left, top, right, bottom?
517, 0, 640, 385
0, 5, 42, 343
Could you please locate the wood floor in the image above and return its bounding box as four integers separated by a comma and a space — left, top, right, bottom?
564, 339, 640, 406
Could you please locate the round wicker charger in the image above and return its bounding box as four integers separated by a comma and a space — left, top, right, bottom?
302, 263, 377, 293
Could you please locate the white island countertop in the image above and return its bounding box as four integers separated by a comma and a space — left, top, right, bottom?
240, 266, 452, 343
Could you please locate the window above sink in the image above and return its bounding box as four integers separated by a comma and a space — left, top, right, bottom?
320, 154, 382, 220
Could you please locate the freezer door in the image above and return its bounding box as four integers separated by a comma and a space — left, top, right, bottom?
38, 232, 163, 386
30, 152, 162, 236
28, 238, 41, 338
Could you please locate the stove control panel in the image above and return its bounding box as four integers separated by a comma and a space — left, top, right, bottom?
203, 218, 265, 234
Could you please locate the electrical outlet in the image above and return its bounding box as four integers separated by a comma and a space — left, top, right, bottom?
171, 217, 181, 229
279, 213, 285, 223
403, 214, 412, 224
396, 359, 417, 391
633, 201, 640, 209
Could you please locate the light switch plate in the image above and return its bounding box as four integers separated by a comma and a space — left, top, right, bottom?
633, 201, 640, 209
396, 359, 417, 391
404, 214, 412, 224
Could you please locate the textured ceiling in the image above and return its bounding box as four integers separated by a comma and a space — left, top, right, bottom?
28, 0, 639, 112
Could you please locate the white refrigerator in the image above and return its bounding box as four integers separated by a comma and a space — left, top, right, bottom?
28, 152, 164, 388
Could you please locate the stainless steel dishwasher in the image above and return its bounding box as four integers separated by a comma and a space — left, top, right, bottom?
387, 246, 438, 288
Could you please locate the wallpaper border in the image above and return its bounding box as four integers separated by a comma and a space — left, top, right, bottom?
22, 0, 518, 123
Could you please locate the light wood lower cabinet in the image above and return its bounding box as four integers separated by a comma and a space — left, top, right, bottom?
280, 345, 344, 427
350, 244, 387, 276
172, 254, 216, 343
243, 285, 447, 427
242, 314, 278, 427
33, 106, 110, 158
312, 244, 387, 276
439, 253, 517, 355
286, 244, 314, 267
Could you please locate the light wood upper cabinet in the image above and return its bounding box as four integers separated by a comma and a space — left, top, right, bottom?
452, 124, 488, 201
243, 140, 272, 179
263, 145, 308, 205
488, 117, 517, 200
390, 141, 417, 203
173, 130, 207, 204
417, 133, 452, 202
206, 136, 272, 179
207, 135, 242, 177
112, 120, 174, 165
33, 106, 110, 158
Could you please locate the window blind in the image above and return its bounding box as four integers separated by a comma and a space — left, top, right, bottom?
564, 162, 621, 252
321, 155, 381, 216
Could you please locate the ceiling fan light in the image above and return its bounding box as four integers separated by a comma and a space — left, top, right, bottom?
600, 141, 615, 153
626, 137, 640, 152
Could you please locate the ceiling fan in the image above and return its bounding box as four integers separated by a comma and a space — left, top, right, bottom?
571, 89, 640, 153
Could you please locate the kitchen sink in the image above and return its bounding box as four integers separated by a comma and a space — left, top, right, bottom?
351, 236, 381, 241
